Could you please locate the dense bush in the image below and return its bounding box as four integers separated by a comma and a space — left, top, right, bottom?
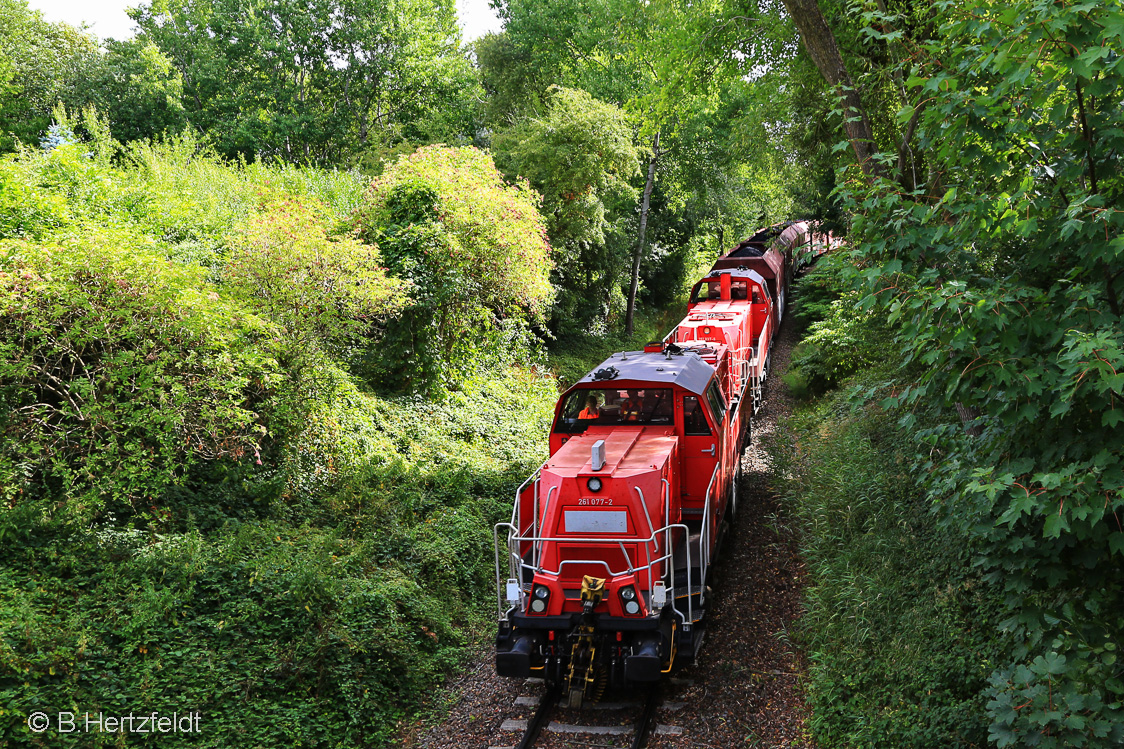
492, 86, 639, 335
0, 159, 71, 238
354, 146, 553, 392
223, 195, 407, 356
0, 523, 464, 748
0, 235, 279, 517
0, 362, 556, 747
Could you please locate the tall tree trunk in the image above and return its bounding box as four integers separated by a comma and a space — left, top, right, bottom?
626, 130, 660, 336
781, 0, 883, 177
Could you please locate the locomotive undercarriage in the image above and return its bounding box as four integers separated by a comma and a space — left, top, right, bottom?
495, 598, 703, 707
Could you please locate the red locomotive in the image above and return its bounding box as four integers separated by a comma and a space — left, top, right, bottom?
494, 223, 829, 706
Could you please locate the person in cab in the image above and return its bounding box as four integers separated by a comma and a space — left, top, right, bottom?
620, 390, 642, 422
578, 395, 601, 419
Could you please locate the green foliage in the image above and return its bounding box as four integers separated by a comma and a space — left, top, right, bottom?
774, 378, 1004, 747
784, 254, 893, 398
0, 523, 469, 747
842, 0, 1124, 744
786, 291, 891, 397
223, 195, 407, 354
354, 145, 553, 392
123, 132, 370, 249
0, 360, 556, 747
0, 158, 71, 238
129, 0, 479, 163
76, 38, 188, 145
0, 235, 279, 518
548, 304, 681, 388
474, 31, 547, 126
0, 0, 98, 152
495, 86, 639, 250
494, 85, 639, 333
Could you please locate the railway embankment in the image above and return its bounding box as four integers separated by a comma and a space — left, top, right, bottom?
768, 258, 1007, 747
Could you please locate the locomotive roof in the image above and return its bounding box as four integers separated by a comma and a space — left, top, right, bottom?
697, 266, 769, 290
574, 350, 714, 396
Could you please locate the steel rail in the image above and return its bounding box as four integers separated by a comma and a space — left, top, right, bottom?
631, 687, 661, 749
514, 682, 561, 749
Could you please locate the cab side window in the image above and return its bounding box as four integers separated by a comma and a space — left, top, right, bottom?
705, 382, 726, 424
683, 395, 711, 436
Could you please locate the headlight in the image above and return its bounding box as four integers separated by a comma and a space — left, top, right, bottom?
587, 477, 602, 492
619, 585, 640, 615
530, 584, 550, 613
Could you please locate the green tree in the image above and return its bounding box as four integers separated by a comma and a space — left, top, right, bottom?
494, 86, 639, 333
0, 0, 98, 151
75, 39, 187, 144
130, 0, 479, 162
842, 1, 1124, 744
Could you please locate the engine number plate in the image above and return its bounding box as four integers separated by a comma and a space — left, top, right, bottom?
565, 510, 627, 534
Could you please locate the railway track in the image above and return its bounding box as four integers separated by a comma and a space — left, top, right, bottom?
494, 678, 685, 749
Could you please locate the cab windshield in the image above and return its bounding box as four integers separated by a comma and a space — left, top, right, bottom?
690, 278, 750, 303
554, 387, 674, 434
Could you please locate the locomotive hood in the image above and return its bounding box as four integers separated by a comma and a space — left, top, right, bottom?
539, 427, 679, 542
546, 427, 676, 478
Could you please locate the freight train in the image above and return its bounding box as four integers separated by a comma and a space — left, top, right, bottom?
494, 222, 830, 707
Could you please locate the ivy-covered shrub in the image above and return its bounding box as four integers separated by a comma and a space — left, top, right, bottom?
353, 145, 553, 392
0, 235, 279, 518
0, 365, 557, 748
0, 522, 468, 748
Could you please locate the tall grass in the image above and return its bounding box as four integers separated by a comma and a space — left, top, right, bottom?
773, 381, 1005, 747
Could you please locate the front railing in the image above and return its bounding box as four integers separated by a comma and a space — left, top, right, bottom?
495, 463, 721, 633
